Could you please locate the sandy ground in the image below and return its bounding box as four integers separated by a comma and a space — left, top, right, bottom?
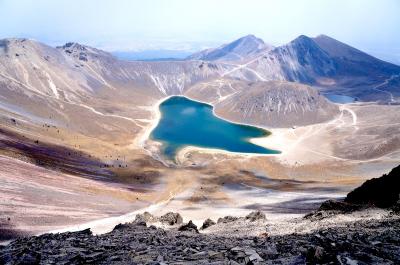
250, 104, 356, 165
47, 179, 345, 235
0, 155, 145, 237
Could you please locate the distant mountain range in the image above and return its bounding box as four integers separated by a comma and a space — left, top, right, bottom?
187, 34, 400, 102
0, 34, 399, 130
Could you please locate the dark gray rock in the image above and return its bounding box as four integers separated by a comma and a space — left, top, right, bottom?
178, 220, 199, 233
245, 211, 266, 222
159, 212, 183, 225
345, 164, 400, 208
201, 218, 216, 230
318, 199, 363, 212
1, 215, 399, 264
217, 216, 239, 224
229, 247, 264, 264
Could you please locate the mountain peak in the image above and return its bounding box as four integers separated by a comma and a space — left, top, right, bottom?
315, 34, 333, 40
236, 34, 263, 43
57, 41, 113, 60
0, 38, 56, 58
222, 34, 266, 53
290, 35, 314, 45
0, 38, 41, 49
57, 42, 97, 53
187, 34, 272, 62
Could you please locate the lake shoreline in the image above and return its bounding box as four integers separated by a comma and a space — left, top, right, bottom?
141, 95, 286, 163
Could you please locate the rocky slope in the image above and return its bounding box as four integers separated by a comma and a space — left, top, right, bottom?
1, 35, 398, 138
1, 165, 399, 264
186, 34, 400, 102
0, 37, 341, 135
345, 164, 400, 208
247, 35, 400, 102
1, 35, 400, 247
1, 214, 399, 264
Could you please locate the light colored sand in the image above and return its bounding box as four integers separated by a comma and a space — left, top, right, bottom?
249, 104, 359, 165
48, 180, 345, 235
144, 96, 360, 166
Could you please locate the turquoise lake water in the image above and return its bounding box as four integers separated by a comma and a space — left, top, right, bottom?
324, 94, 355, 104
150, 96, 280, 158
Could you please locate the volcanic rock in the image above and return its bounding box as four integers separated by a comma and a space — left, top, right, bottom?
201, 218, 216, 230
159, 212, 183, 225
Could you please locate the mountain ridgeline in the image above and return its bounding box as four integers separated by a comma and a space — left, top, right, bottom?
0, 34, 399, 132
189, 34, 400, 102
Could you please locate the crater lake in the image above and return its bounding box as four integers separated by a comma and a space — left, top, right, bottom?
150, 96, 280, 158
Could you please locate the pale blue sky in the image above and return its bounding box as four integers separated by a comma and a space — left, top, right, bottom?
0, 0, 399, 62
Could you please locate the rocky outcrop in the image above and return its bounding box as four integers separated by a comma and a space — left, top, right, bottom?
217, 215, 239, 224
345, 164, 400, 208
245, 211, 266, 222
304, 200, 364, 220
159, 212, 183, 226
134, 211, 158, 224
1, 216, 399, 264
178, 220, 199, 233
306, 164, 400, 219
317, 200, 362, 212
201, 218, 216, 230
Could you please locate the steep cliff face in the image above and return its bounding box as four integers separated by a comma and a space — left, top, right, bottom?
214, 80, 339, 128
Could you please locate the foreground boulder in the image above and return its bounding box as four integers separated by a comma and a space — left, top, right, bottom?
201, 218, 216, 230
134, 211, 157, 224
1, 215, 399, 264
178, 220, 199, 233
245, 211, 266, 221
228, 247, 264, 264
345, 164, 400, 208
217, 215, 239, 224
318, 199, 363, 212
159, 212, 183, 225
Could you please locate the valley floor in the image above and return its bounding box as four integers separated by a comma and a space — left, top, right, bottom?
1, 94, 399, 243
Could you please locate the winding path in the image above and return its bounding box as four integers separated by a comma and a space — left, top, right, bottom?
372, 74, 399, 103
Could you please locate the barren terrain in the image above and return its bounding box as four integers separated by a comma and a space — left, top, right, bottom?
0, 36, 399, 242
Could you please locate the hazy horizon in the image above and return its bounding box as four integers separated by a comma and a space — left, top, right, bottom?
1, 0, 399, 63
